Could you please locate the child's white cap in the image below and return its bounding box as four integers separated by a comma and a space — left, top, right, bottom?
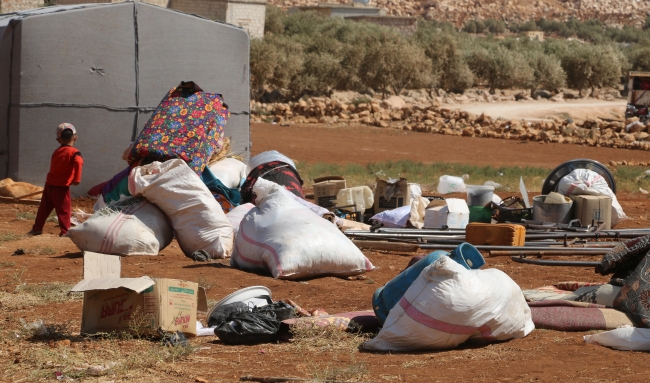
56, 123, 76, 138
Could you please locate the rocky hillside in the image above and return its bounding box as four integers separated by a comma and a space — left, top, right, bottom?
269, 0, 649, 28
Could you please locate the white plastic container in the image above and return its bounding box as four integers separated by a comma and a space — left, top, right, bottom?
437, 175, 466, 194
336, 186, 374, 213
466, 185, 495, 207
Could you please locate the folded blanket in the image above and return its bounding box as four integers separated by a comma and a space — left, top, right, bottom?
529, 300, 633, 331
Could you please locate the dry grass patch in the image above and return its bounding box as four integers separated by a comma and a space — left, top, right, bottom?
0, 282, 80, 310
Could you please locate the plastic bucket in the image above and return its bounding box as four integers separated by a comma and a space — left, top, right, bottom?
469, 206, 492, 223
448, 242, 486, 270
372, 250, 447, 325
466, 185, 495, 207
532, 195, 573, 224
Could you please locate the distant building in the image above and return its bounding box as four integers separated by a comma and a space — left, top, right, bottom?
0, 0, 44, 14
526, 31, 544, 42
169, 0, 266, 39
4, 0, 266, 39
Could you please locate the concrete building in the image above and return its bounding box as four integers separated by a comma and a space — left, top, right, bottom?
168, 0, 266, 39
526, 31, 544, 41
0, 0, 44, 14
6, 0, 267, 39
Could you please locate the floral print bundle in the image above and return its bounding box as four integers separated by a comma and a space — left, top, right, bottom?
128, 82, 229, 175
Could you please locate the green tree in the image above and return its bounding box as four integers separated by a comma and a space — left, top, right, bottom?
466, 46, 534, 93
560, 44, 621, 94
413, 32, 473, 93
249, 36, 304, 100
264, 5, 285, 35
628, 47, 650, 72
525, 50, 566, 96
360, 32, 432, 98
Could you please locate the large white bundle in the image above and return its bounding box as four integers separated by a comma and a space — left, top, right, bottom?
208, 158, 247, 189
128, 159, 233, 259
226, 203, 255, 237
67, 197, 173, 256
584, 327, 650, 351
364, 256, 534, 351
557, 169, 627, 226
231, 178, 375, 279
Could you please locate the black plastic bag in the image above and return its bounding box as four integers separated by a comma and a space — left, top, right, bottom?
252, 301, 295, 321
215, 311, 281, 345
207, 301, 249, 327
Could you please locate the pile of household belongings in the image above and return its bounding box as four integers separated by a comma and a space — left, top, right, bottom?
518, 234, 650, 351
68, 81, 374, 280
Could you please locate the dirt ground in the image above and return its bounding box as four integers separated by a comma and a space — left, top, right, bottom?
1, 123, 650, 382
445, 99, 626, 122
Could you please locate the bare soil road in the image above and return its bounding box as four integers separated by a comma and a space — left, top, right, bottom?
444, 99, 625, 122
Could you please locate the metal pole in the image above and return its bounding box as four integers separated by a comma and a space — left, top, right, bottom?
490, 250, 608, 257
416, 244, 609, 252
511, 257, 599, 267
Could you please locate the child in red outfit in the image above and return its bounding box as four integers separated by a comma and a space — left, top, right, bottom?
28, 123, 84, 236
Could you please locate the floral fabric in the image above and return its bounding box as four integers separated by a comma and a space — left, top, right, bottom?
614, 252, 650, 328
128, 84, 229, 175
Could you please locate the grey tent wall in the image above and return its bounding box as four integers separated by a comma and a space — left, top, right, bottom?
0, 25, 10, 180
136, 4, 250, 159
1, 2, 250, 196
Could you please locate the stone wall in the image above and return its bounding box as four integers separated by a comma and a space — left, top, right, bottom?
0, 0, 44, 14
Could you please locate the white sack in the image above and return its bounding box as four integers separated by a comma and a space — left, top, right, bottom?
208, 158, 247, 189
364, 256, 534, 351
226, 203, 255, 237
409, 196, 430, 229
128, 159, 234, 259
231, 178, 375, 279
584, 327, 650, 351
557, 169, 627, 226
370, 206, 411, 228
67, 197, 173, 256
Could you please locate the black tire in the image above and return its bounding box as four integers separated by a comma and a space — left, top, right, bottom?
541, 159, 616, 195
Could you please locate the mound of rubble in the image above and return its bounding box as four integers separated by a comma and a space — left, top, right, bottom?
269, 0, 648, 28
250, 93, 650, 152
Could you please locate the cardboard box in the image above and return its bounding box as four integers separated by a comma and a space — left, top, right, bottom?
424, 198, 470, 229
313, 176, 346, 208
574, 195, 612, 229
375, 177, 410, 213
72, 277, 199, 336
71, 252, 205, 336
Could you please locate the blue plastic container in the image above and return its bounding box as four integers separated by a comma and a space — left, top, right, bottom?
448, 242, 485, 270
372, 250, 447, 325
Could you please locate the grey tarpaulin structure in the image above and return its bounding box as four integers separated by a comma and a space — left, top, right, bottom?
0, 1, 250, 196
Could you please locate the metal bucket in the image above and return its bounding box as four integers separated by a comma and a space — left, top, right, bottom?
532, 195, 573, 224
